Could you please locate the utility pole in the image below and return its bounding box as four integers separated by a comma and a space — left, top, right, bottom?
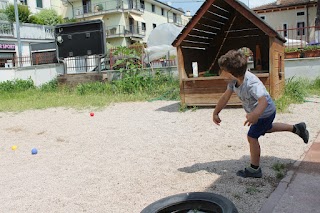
13, 0, 22, 67
315, 0, 320, 43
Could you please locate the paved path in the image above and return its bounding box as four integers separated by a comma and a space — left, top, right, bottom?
260, 132, 320, 213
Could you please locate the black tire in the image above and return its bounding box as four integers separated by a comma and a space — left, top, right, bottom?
141, 192, 238, 213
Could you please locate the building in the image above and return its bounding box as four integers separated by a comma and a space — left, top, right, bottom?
253, 0, 319, 44
61, 0, 189, 47
0, 0, 65, 15
0, 21, 55, 67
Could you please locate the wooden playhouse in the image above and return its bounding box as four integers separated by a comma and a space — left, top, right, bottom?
172, 0, 286, 106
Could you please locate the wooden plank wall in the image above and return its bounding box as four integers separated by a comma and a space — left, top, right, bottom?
182, 75, 270, 106
269, 37, 285, 99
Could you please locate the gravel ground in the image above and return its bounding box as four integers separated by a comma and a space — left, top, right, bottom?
0, 97, 319, 213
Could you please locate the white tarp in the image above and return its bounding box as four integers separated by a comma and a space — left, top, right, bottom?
144, 23, 183, 62
285, 38, 308, 48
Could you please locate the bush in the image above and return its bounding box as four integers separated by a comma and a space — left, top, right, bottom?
4, 4, 31, 23
0, 79, 35, 92
40, 79, 58, 92
29, 9, 63, 26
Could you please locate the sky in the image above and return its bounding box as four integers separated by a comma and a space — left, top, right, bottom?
162, 0, 276, 15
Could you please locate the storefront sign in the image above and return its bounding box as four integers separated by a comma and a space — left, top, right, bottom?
0, 43, 15, 50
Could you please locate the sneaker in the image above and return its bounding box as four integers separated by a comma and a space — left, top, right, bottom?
236, 167, 262, 178
294, 122, 309, 144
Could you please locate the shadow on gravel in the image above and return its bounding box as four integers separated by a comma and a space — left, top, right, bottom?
177, 155, 298, 213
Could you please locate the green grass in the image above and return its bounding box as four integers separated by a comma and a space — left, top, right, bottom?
0, 73, 180, 112
1, 76, 319, 112
275, 77, 320, 112
272, 162, 287, 179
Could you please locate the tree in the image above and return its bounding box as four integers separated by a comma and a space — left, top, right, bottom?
4, 4, 31, 23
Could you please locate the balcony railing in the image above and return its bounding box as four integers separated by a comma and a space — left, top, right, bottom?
0, 21, 54, 40
106, 25, 145, 38
0, 0, 8, 10
167, 15, 183, 27
0, 21, 14, 37
74, 0, 143, 17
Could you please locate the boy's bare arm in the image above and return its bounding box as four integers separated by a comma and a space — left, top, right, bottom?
213, 89, 233, 125
244, 96, 268, 126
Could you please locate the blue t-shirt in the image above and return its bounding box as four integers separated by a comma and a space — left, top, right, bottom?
227, 71, 276, 118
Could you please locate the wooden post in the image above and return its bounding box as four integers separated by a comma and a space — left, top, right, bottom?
255, 45, 262, 70
177, 46, 186, 104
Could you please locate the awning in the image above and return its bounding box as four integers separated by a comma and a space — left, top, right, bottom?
129, 13, 145, 22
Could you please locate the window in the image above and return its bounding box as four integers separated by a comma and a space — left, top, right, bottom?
142, 22, 146, 31
153, 23, 156, 29
297, 12, 305, 16
297, 22, 305, 36
161, 8, 164, 16
283, 23, 287, 37
140, 0, 144, 9
152, 4, 155, 12
260, 16, 265, 20
36, 0, 42, 8
19, 0, 27, 5
173, 13, 177, 23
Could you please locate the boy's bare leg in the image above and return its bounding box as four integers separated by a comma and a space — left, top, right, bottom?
236, 136, 262, 178
267, 122, 293, 133
247, 136, 260, 166
267, 122, 309, 143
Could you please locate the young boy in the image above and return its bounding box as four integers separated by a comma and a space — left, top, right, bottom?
213, 50, 309, 178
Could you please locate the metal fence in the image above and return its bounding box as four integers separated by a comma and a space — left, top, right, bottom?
277, 26, 320, 49
0, 52, 57, 68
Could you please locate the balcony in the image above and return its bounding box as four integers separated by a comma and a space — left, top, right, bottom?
0, 21, 54, 40
167, 15, 184, 27
106, 25, 145, 38
0, 21, 14, 37
74, 0, 143, 18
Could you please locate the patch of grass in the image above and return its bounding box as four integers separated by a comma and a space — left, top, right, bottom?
272, 162, 286, 179
245, 186, 261, 195
179, 103, 188, 112
191, 106, 198, 112
233, 194, 241, 199
0, 72, 180, 112
275, 77, 320, 112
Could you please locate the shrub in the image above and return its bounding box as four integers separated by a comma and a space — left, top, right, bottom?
40, 79, 58, 92
4, 4, 31, 23
29, 9, 63, 26
0, 79, 35, 92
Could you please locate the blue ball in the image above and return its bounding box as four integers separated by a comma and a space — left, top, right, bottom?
31, 148, 38, 155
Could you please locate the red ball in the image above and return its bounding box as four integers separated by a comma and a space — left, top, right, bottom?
90, 112, 94, 117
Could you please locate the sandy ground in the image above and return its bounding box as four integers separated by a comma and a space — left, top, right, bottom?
0, 97, 319, 213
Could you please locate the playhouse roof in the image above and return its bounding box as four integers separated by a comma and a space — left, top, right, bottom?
172, 0, 286, 48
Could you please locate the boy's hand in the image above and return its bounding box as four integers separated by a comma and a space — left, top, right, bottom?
244, 112, 259, 126
213, 113, 221, 125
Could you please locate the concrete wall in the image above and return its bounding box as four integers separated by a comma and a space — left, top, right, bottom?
0, 58, 319, 87
0, 63, 64, 87
285, 57, 320, 80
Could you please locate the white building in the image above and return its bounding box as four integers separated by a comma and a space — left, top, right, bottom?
0, 0, 65, 15
61, 0, 189, 47
0, 21, 55, 67
253, 0, 319, 44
